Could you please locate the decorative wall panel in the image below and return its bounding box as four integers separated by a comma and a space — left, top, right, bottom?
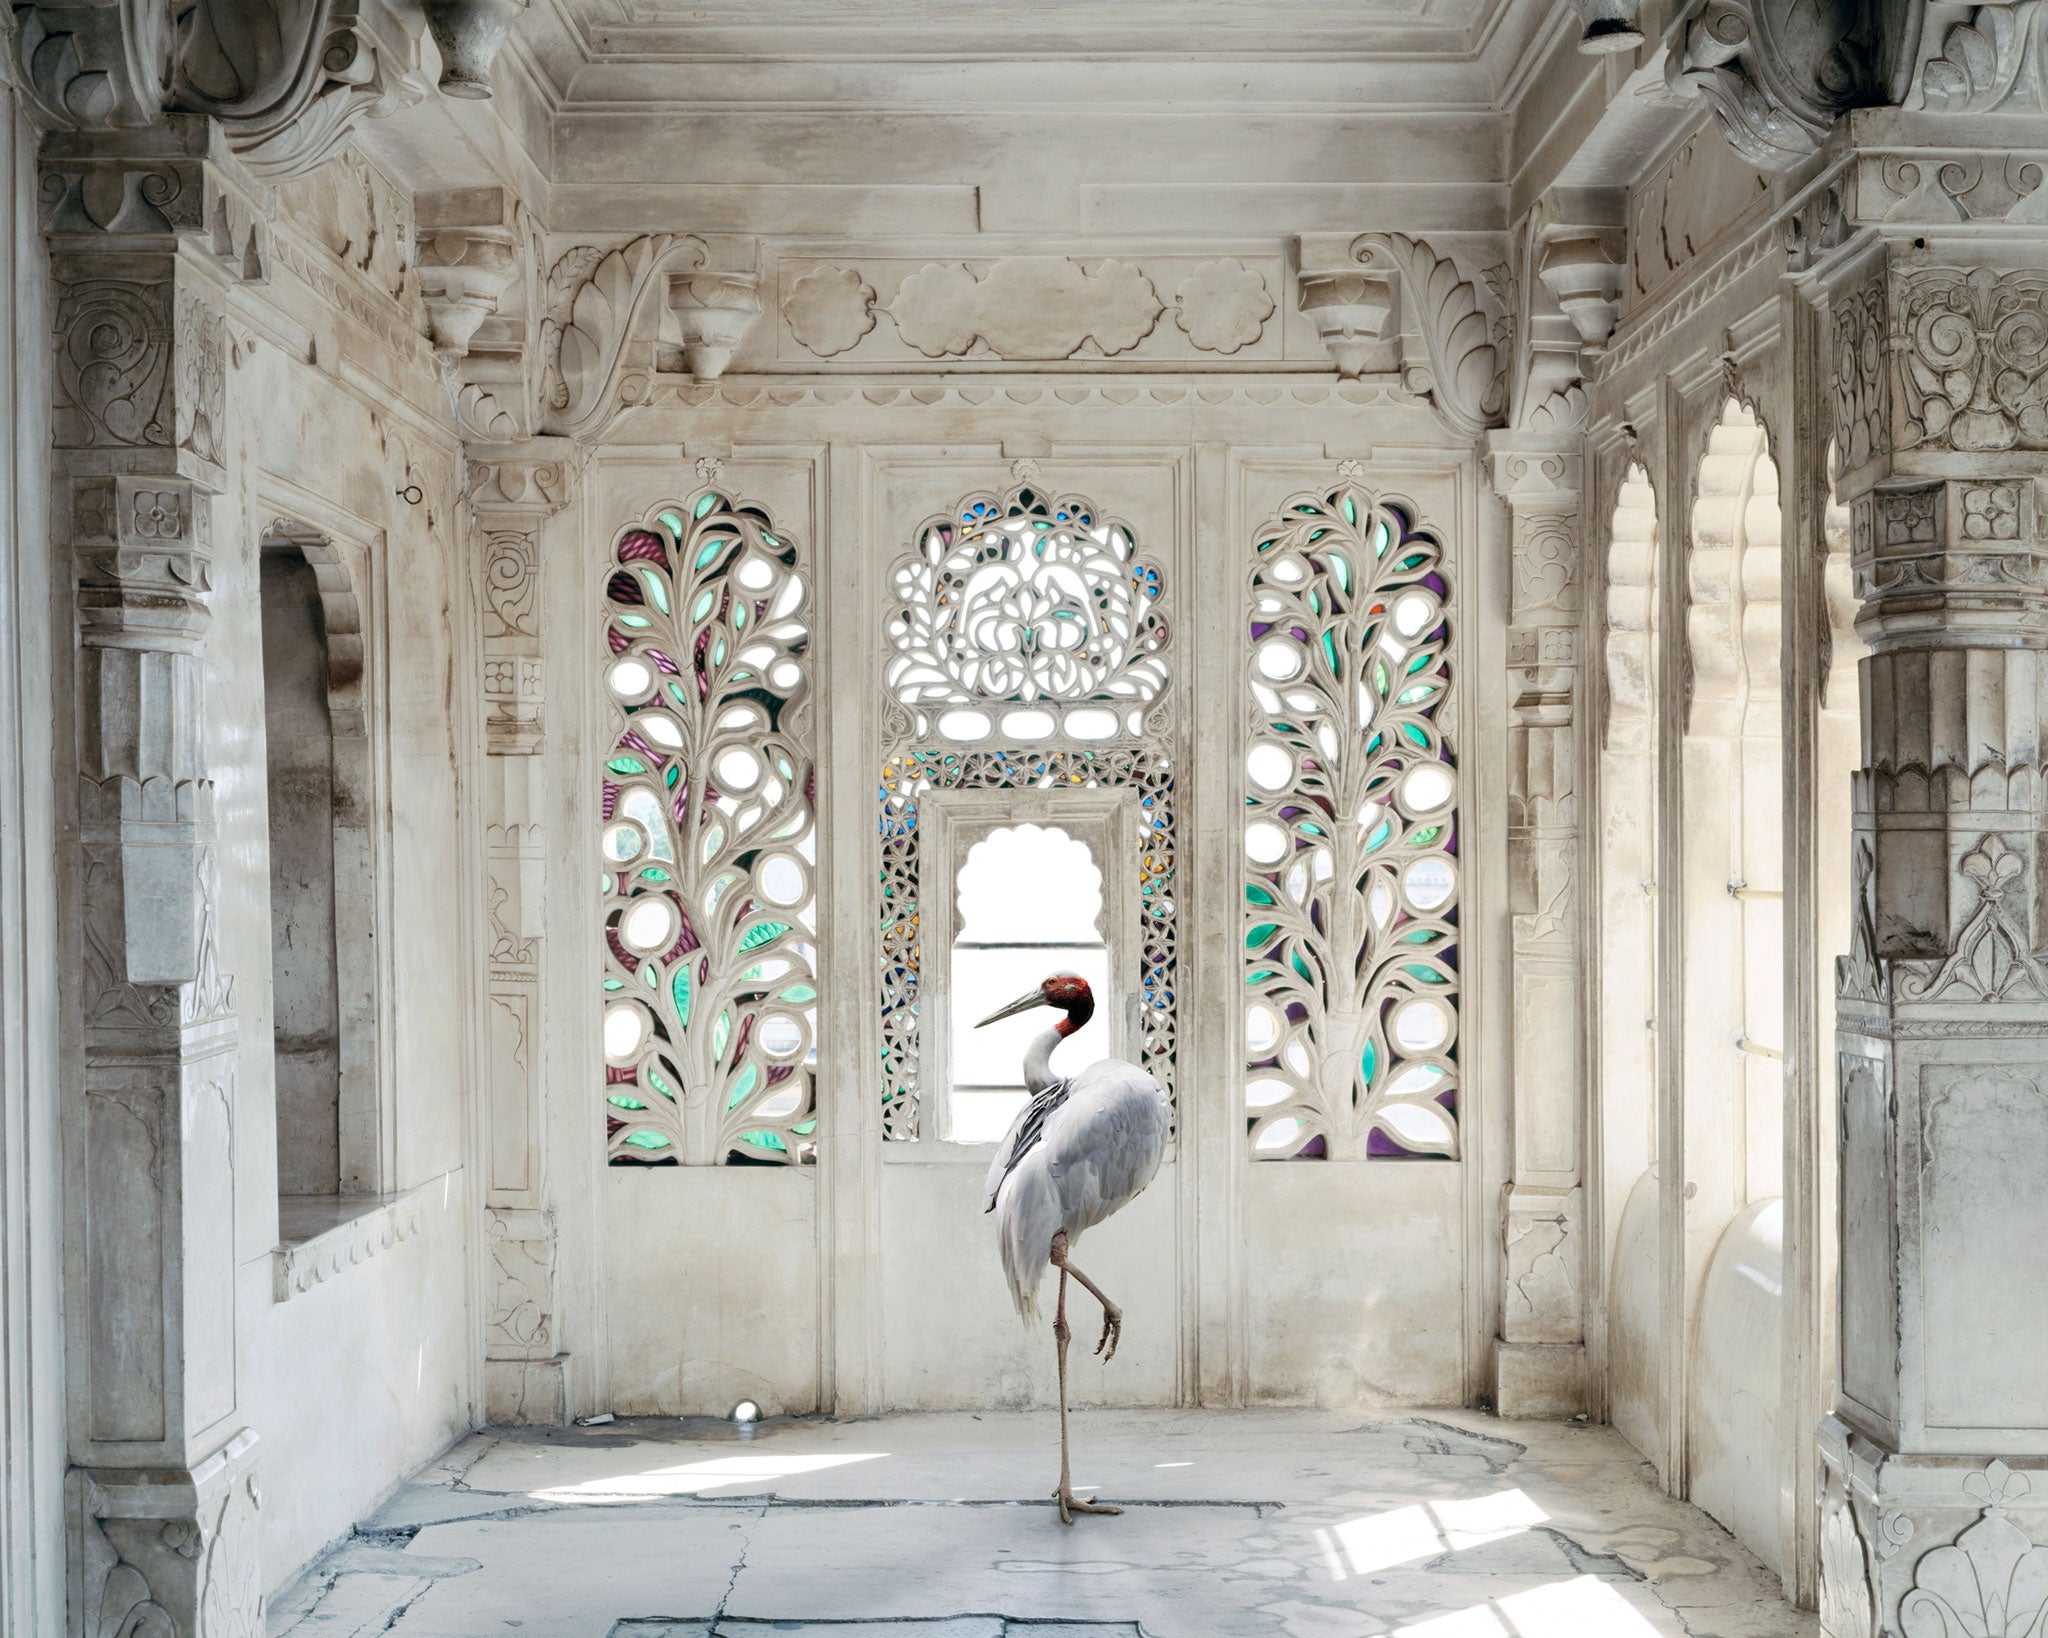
601, 490, 818, 1164
1243, 480, 1459, 1160
878, 477, 1176, 1140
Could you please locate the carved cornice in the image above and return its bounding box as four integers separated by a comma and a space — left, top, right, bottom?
15, 0, 425, 180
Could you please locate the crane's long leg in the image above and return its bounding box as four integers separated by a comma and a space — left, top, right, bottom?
1049, 1232, 1120, 1523
1051, 1230, 1123, 1362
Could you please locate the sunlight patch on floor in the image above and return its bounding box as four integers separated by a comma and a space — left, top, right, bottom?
530, 1450, 887, 1499
1318, 1487, 1549, 1578
1394, 1577, 1665, 1637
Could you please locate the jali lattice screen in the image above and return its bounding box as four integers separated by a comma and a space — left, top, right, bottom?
1243, 483, 1459, 1160
601, 491, 818, 1164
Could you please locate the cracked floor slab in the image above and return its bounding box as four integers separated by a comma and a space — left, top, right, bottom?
269, 1409, 1814, 1638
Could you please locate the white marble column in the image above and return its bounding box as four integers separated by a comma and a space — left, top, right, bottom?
471, 445, 575, 1426
1809, 111, 2048, 1637
1485, 432, 1589, 1417
47, 119, 264, 1636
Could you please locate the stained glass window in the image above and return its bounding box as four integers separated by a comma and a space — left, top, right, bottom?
601, 490, 818, 1164
1243, 483, 1459, 1160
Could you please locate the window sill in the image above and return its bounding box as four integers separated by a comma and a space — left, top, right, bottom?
272, 1188, 427, 1302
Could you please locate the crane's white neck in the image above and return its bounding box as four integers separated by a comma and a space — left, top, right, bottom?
1023, 1013, 1081, 1093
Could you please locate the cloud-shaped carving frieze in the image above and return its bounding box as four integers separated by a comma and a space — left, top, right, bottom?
888, 257, 1163, 359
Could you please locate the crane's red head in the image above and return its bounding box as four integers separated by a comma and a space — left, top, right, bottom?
974, 972, 1095, 1036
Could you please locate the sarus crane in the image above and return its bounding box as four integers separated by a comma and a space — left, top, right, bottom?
977, 972, 1171, 1523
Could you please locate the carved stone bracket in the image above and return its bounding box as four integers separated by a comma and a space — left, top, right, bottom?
1353, 233, 1511, 435
417, 192, 521, 360
668, 271, 762, 380
1665, 0, 1919, 172
16, 0, 426, 181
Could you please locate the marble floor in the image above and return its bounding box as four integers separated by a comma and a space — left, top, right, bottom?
269, 1409, 1814, 1638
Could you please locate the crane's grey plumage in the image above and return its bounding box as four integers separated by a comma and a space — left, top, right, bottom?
987, 1058, 1168, 1322
972, 971, 1169, 1522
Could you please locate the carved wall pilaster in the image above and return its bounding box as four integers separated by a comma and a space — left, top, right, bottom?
47, 127, 265, 1636
1814, 222, 2048, 1631
1487, 434, 1589, 1415
470, 443, 573, 1424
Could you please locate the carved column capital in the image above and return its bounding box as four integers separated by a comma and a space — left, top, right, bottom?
667, 270, 762, 381
469, 438, 576, 528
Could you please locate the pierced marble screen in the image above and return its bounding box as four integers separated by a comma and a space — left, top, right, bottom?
1244, 484, 1459, 1160
885, 484, 1168, 743
601, 491, 818, 1165
879, 480, 1175, 1141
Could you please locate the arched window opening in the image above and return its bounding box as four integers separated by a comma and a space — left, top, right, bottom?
947, 824, 1110, 1143
261, 528, 378, 1225
1243, 482, 1459, 1161
1684, 400, 1784, 1215
264, 549, 342, 1200
600, 490, 818, 1166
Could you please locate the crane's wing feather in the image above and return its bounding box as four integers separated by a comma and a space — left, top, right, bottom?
1038, 1061, 1170, 1237
983, 1077, 1069, 1213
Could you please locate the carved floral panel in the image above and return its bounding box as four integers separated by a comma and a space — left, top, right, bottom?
601, 490, 817, 1164
885, 482, 1168, 744
1243, 482, 1460, 1159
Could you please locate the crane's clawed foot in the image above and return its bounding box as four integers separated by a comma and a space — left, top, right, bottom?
1094, 1305, 1122, 1362
1053, 1485, 1123, 1525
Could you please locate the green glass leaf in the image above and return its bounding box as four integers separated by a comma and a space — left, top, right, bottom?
1365, 819, 1392, 853
695, 538, 723, 570
1361, 1038, 1376, 1088
608, 756, 647, 776
1328, 550, 1351, 595
607, 1094, 648, 1111
1412, 825, 1442, 847
673, 965, 692, 1026
1290, 950, 1314, 984
603, 977, 623, 992
694, 492, 720, 519
1245, 922, 1279, 951
1246, 882, 1277, 906
1321, 631, 1341, 678
639, 867, 671, 884
623, 1131, 672, 1150
1374, 661, 1389, 698
638, 568, 670, 614
739, 1130, 789, 1153
648, 1069, 676, 1101
728, 1063, 759, 1110
740, 920, 791, 952
1405, 964, 1449, 985
659, 511, 686, 536
1402, 722, 1430, 748
601, 872, 615, 895
1397, 685, 1438, 706
1373, 520, 1391, 558
1407, 653, 1431, 674
712, 1010, 731, 1059
793, 1118, 817, 1136
642, 963, 658, 992
1341, 494, 1358, 526
781, 983, 817, 1003
691, 590, 716, 622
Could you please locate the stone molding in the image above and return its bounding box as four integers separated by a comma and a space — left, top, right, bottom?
270, 1191, 428, 1302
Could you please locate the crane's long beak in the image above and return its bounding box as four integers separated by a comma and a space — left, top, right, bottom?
975, 988, 1047, 1028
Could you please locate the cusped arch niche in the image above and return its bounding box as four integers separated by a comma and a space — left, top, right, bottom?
260, 518, 383, 1195
599, 488, 818, 1166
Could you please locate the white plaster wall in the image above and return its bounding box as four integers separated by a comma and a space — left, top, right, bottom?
883, 1160, 1179, 1411
1607, 1171, 1660, 1466
0, 73, 63, 1638
603, 1169, 820, 1417
1247, 1162, 1465, 1405
210, 245, 480, 1592
240, 1181, 474, 1583
1687, 1198, 1785, 1577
